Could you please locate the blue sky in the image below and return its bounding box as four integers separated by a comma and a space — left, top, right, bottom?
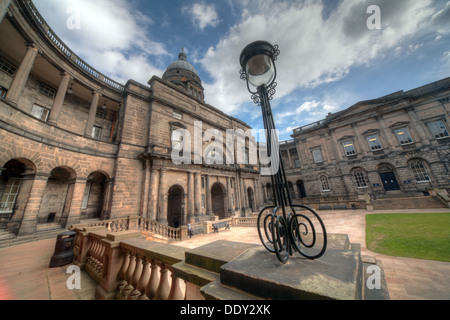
33, 0, 450, 141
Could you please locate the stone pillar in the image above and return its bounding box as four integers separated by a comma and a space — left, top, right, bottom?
5, 44, 38, 106
352, 122, 369, 157
84, 91, 101, 137
147, 168, 159, 221
48, 72, 71, 126
253, 179, 260, 211
0, 0, 11, 24
205, 175, 212, 217
377, 116, 397, 152
226, 177, 233, 216
141, 158, 151, 218
157, 169, 167, 224
406, 106, 431, 147
194, 173, 201, 217
187, 172, 194, 222
17, 174, 48, 236
330, 130, 343, 162
101, 179, 113, 220
239, 175, 246, 216
65, 179, 87, 227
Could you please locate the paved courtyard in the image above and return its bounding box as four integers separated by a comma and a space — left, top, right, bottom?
0, 209, 449, 300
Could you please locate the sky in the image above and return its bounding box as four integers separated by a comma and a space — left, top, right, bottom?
32, 0, 450, 141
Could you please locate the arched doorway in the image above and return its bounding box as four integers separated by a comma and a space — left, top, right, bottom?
81, 172, 109, 220
247, 187, 256, 212
378, 163, 400, 191
0, 158, 36, 233
167, 185, 184, 228
211, 183, 226, 219
39, 166, 76, 226
296, 180, 306, 198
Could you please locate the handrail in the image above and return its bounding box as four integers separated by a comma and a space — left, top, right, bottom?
21, 0, 125, 93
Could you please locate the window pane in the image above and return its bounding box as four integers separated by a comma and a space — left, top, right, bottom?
394, 128, 413, 145
92, 126, 102, 140
428, 121, 449, 139
31, 104, 49, 121
312, 149, 323, 163
367, 135, 382, 151
342, 140, 356, 156
410, 161, 431, 182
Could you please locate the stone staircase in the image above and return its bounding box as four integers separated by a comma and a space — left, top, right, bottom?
0, 223, 67, 249
372, 195, 446, 210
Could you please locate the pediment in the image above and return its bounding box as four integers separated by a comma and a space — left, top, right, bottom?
389, 121, 410, 129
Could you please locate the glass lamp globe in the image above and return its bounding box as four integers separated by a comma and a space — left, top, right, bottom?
240, 41, 277, 88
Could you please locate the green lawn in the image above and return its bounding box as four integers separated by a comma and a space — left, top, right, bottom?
366, 213, 450, 262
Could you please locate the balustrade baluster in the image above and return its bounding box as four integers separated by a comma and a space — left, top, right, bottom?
137, 258, 151, 300
167, 272, 185, 300
145, 260, 160, 300
128, 255, 143, 300
116, 251, 130, 297
122, 253, 137, 299
154, 264, 171, 300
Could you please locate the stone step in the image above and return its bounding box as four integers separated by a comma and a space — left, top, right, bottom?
372, 196, 446, 210
0, 228, 66, 249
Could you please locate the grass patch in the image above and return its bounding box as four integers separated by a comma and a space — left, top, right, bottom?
366, 213, 450, 262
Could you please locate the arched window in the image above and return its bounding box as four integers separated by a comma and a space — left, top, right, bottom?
353, 169, 368, 188
319, 176, 331, 192
409, 160, 431, 182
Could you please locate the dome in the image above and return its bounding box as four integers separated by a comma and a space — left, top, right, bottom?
165, 51, 199, 76
162, 49, 204, 102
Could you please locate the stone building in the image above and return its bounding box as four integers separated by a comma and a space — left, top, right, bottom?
267, 78, 450, 210
0, 0, 261, 238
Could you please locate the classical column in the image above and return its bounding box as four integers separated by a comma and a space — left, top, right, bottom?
205, 175, 212, 217
140, 158, 151, 218
147, 168, 159, 221
194, 173, 201, 217
5, 44, 38, 105
253, 179, 260, 211
187, 172, 194, 222
406, 106, 430, 147
17, 174, 48, 236
330, 129, 343, 162
157, 169, 167, 224
376, 115, 397, 152
352, 122, 369, 157
48, 72, 72, 126
239, 175, 246, 215
226, 177, 233, 215
84, 91, 101, 137
0, 0, 11, 24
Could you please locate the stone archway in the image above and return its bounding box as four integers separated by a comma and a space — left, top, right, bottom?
39, 166, 76, 226
211, 183, 226, 219
0, 158, 37, 233
167, 185, 184, 228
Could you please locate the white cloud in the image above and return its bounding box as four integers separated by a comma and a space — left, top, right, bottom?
183, 3, 220, 30
33, 0, 167, 84
200, 0, 437, 117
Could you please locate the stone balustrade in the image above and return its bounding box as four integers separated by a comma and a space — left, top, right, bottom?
138, 217, 187, 242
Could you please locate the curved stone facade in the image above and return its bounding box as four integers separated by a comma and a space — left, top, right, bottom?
0, 0, 261, 237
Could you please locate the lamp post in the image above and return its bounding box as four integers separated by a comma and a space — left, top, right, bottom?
239, 41, 327, 264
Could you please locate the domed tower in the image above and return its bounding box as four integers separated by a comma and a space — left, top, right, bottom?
162, 49, 204, 102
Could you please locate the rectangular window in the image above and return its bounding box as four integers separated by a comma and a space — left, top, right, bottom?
427, 120, 449, 139
0, 86, 7, 99
81, 183, 91, 209
0, 56, 17, 76
201, 195, 205, 208
96, 109, 106, 119
312, 149, 323, 163
0, 178, 22, 213
342, 140, 356, 156
39, 83, 56, 99
31, 104, 50, 121
173, 112, 183, 120
394, 128, 413, 145
366, 134, 382, 151
294, 159, 301, 168
92, 126, 102, 140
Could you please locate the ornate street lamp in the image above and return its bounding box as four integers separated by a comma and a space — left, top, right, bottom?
239, 41, 327, 264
